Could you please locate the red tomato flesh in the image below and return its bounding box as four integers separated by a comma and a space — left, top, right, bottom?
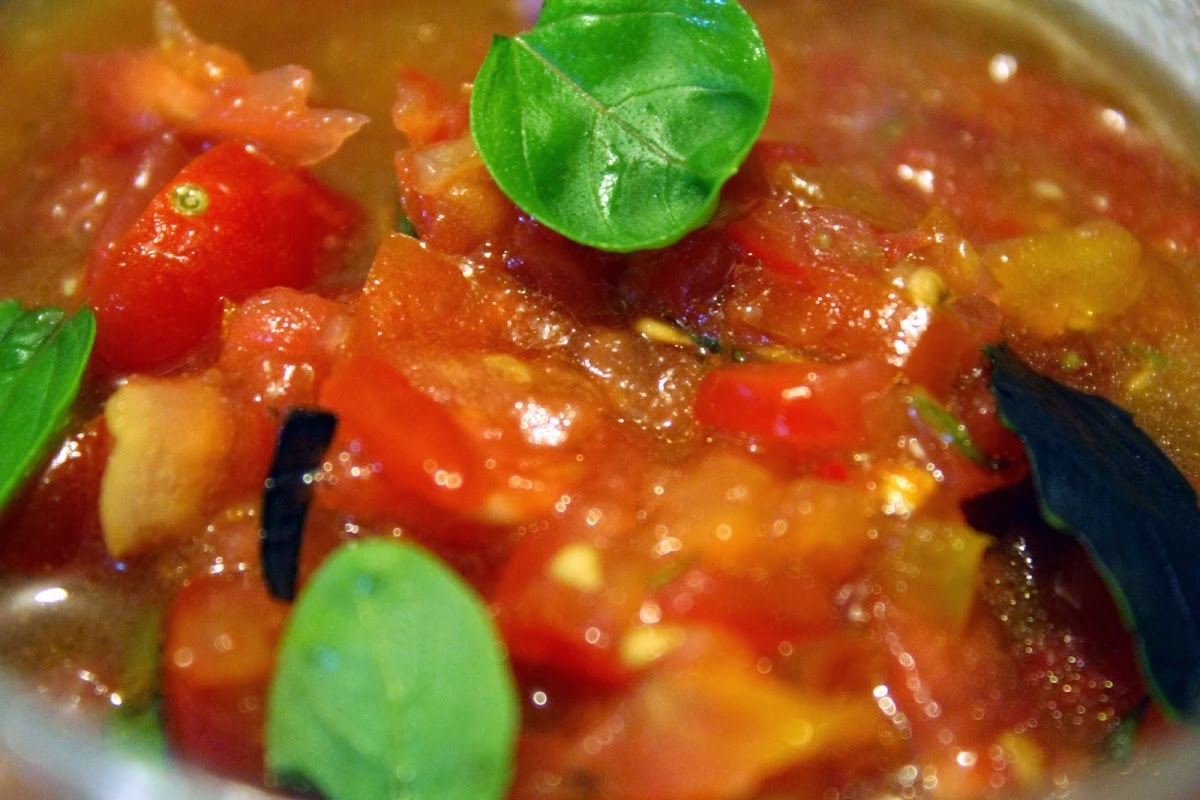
87, 140, 358, 374
319, 354, 487, 515
695, 358, 897, 452
162, 573, 289, 784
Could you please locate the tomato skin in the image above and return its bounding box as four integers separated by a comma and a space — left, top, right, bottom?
0, 418, 111, 572
70, 6, 366, 166
902, 295, 1002, 398
621, 228, 736, 334
492, 530, 641, 687
319, 354, 487, 515
694, 359, 896, 452
218, 287, 349, 409
87, 140, 358, 374
162, 572, 289, 784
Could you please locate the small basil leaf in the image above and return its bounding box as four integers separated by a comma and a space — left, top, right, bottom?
987, 344, 1200, 724
0, 301, 96, 509
470, 0, 772, 252
266, 538, 519, 800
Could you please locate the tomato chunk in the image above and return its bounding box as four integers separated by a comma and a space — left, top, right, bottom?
87, 141, 358, 373
493, 530, 649, 686
319, 354, 487, 515
694, 359, 897, 452
71, 2, 366, 165
162, 573, 289, 783
218, 287, 349, 409
0, 419, 111, 572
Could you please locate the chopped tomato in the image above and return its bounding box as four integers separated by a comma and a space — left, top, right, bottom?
394, 136, 518, 254
318, 354, 487, 515
99, 375, 274, 558
901, 295, 1002, 398
727, 202, 894, 279
346, 232, 575, 358
218, 287, 349, 409
511, 628, 887, 800
71, 2, 366, 165
87, 141, 359, 374
872, 604, 1029, 795
656, 567, 841, 650
479, 215, 625, 322
725, 259, 920, 360
162, 572, 289, 784
492, 529, 657, 686
391, 67, 469, 147
723, 200, 935, 360
621, 228, 737, 335
0, 418, 111, 572
694, 358, 897, 453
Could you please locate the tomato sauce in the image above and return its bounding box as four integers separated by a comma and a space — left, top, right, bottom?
1, 0, 1198, 797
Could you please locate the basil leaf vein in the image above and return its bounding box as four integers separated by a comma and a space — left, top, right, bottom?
987, 344, 1200, 724
0, 301, 95, 510
470, 0, 772, 252
266, 538, 519, 800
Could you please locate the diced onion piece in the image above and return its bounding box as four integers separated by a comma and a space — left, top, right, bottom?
546, 542, 604, 593
100, 377, 232, 557
982, 219, 1144, 337
619, 623, 688, 669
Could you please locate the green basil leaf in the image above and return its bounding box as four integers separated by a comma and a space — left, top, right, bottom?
105, 699, 168, 762
0, 301, 96, 509
987, 344, 1200, 724
470, 0, 772, 252
266, 538, 519, 800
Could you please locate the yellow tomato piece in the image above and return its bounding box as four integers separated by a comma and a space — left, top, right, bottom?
646, 453, 782, 571
997, 730, 1047, 789
647, 453, 873, 580
982, 219, 1144, 337
883, 520, 992, 634
100, 377, 233, 557
628, 665, 880, 798
579, 629, 885, 799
